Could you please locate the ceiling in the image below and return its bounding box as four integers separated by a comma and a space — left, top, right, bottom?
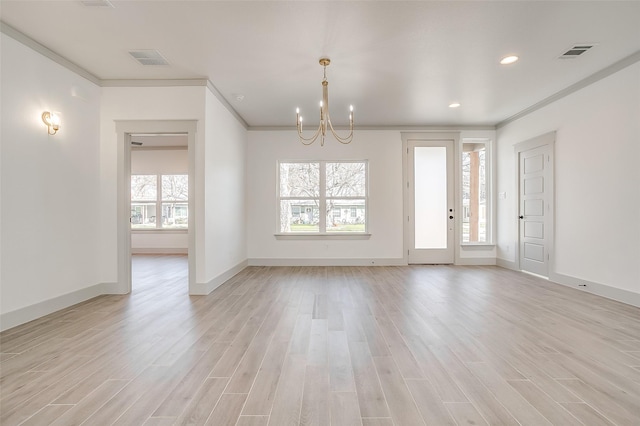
2, 1, 639, 128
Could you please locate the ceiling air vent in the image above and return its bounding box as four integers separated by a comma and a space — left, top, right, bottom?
559, 44, 595, 59
128, 50, 170, 66
81, 0, 114, 7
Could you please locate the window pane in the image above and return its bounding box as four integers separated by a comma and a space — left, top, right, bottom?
280, 163, 319, 197
414, 147, 447, 249
280, 200, 319, 232
326, 162, 365, 197
162, 175, 188, 201
131, 175, 157, 201
162, 202, 188, 229
462, 144, 487, 243
326, 199, 366, 232
131, 203, 157, 228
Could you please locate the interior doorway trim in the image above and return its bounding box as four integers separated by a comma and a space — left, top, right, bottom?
513, 131, 555, 277
115, 120, 197, 294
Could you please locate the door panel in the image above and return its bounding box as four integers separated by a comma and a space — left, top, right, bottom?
519, 145, 550, 276
407, 140, 454, 264
524, 176, 544, 194
524, 221, 544, 239
524, 199, 544, 216
524, 242, 545, 262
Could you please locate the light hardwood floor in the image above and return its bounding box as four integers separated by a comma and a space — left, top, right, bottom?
2, 255, 640, 425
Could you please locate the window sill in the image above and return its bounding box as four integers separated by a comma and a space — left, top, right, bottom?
132, 229, 188, 234
275, 233, 371, 240
461, 243, 495, 248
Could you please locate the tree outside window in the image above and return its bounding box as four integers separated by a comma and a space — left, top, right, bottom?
132, 174, 188, 229
278, 161, 367, 233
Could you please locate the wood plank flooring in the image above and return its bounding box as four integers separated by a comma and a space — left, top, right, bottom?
2, 255, 640, 425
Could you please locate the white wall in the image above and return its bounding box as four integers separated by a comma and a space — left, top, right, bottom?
496, 62, 640, 297
1, 34, 102, 323
203, 89, 248, 285
247, 129, 497, 265
131, 148, 188, 252
247, 130, 405, 263
99, 86, 207, 284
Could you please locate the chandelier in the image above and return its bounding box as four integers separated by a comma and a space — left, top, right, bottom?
296, 58, 354, 146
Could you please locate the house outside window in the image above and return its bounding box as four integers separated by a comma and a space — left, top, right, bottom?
131, 174, 188, 229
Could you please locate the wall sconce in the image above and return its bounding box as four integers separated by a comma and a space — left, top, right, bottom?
42, 111, 61, 135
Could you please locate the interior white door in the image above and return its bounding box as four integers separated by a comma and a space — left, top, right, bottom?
407, 140, 455, 264
518, 144, 550, 276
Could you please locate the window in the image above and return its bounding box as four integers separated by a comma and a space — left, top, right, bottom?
278, 161, 367, 234
461, 140, 490, 243
131, 174, 188, 229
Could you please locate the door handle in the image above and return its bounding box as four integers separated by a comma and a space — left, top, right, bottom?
519, 215, 524, 219
449, 216, 454, 219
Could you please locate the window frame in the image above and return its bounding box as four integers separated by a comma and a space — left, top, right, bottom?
460, 138, 492, 245
276, 160, 370, 237
131, 173, 189, 231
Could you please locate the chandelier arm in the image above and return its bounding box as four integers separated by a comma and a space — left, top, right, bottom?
326, 115, 354, 145
297, 123, 323, 145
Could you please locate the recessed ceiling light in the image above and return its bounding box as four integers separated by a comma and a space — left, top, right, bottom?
500, 55, 519, 65
449, 102, 461, 108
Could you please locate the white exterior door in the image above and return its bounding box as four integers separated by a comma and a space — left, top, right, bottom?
518, 143, 552, 276
406, 139, 455, 264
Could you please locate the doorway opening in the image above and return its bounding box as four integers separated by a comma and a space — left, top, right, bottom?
130, 134, 189, 292
116, 120, 197, 295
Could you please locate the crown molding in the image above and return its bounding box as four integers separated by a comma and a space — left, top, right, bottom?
101, 79, 208, 87
497, 50, 640, 129
206, 80, 249, 130
3, 20, 638, 132
0, 21, 248, 129
1, 21, 101, 85
248, 125, 497, 132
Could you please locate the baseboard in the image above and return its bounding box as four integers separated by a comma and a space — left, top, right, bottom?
101, 281, 126, 295
248, 258, 407, 266
550, 272, 640, 308
496, 258, 640, 308
496, 258, 518, 271
131, 248, 188, 254
191, 259, 249, 295
455, 257, 496, 266
0, 282, 111, 332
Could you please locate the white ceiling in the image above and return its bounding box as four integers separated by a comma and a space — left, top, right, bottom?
2, 1, 639, 128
